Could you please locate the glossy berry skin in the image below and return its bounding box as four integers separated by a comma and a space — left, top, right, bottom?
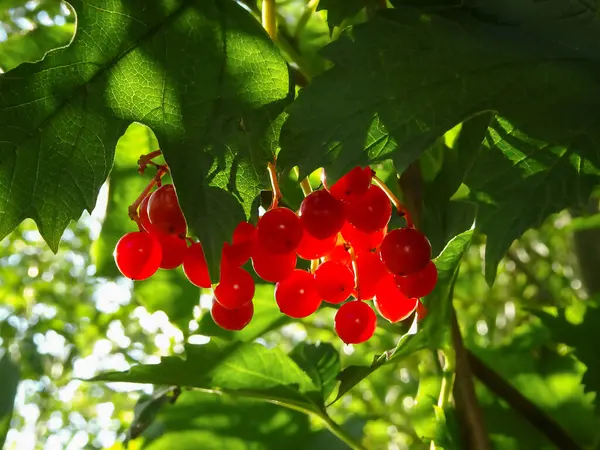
251, 245, 297, 283
222, 222, 256, 267
275, 270, 322, 318
296, 230, 337, 260
147, 184, 187, 235
211, 300, 253, 331
314, 261, 355, 304
341, 221, 386, 254
322, 166, 373, 204
155, 233, 188, 270
214, 267, 255, 310
182, 242, 212, 288
256, 207, 303, 254
354, 251, 388, 301
334, 300, 377, 344
345, 185, 392, 233
395, 261, 438, 298
299, 190, 346, 240
380, 227, 432, 275
139, 196, 158, 233
114, 231, 162, 280
374, 274, 418, 322
324, 241, 352, 267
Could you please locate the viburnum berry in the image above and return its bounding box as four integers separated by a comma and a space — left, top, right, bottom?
256, 207, 303, 254
296, 230, 337, 260
324, 240, 352, 267
252, 245, 297, 283
214, 267, 255, 310
314, 261, 355, 304
155, 233, 188, 270
222, 222, 255, 267
211, 300, 253, 331
374, 274, 418, 322
299, 190, 345, 240
395, 261, 438, 298
415, 300, 428, 321
345, 185, 392, 233
341, 221, 386, 254
354, 250, 388, 301
114, 231, 162, 280
334, 300, 377, 344
182, 242, 211, 288
138, 196, 158, 233
147, 184, 187, 235
322, 166, 373, 203
380, 227, 432, 275
275, 270, 322, 318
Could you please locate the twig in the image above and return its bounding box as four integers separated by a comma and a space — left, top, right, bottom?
267, 162, 282, 210
451, 311, 492, 450
467, 350, 581, 450
262, 0, 277, 41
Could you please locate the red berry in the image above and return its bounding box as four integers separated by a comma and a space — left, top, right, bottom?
275, 270, 322, 318
114, 231, 162, 280
416, 300, 428, 321
256, 208, 303, 254
395, 261, 438, 298
341, 221, 386, 254
147, 184, 187, 235
354, 251, 388, 301
380, 227, 431, 275
232, 221, 256, 244
296, 230, 337, 260
139, 196, 158, 233
182, 242, 211, 288
251, 245, 296, 283
374, 274, 418, 322
299, 190, 346, 240
214, 267, 255, 310
345, 185, 391, 233
211, 300, 253, 331
155, 233, 188, 270
324, 240, 352, 267
314, 261, 355, 304
334, 300, 377, 344
322, 166, 373, 203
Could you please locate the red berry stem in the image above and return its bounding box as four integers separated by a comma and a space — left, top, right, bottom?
371, 174, 414, 228
267, 161, 283, 210
137, 149, 165, 175
127, 165, 169, 226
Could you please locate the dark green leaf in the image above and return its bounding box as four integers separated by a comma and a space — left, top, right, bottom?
334, 229, 474, 402
0, 0, 290, 280
128, 387, 175, 441
316, 0, 367, 30
290, 342, 340, 403
0, 353, 20, 447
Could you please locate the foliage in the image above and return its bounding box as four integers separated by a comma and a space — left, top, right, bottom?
1, 0, 600, 449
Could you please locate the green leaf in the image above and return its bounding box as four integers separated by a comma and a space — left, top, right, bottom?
279, 6, 600, 277
127, 387, 175, 441
0, 0, 291, 280
333, 229, 474, 402
316, 0, 367, 31
91, 340, 322, 413
290, 342, 340, 403
0, 353, 20, 447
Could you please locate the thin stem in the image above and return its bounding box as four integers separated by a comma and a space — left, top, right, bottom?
372, 175, 414, 227
262, 0, 277, 41
294, 0, 319, 40
293, 167, 313, 196
349, 246, 360, 293
137, 149, 163, 175
267, 162, 282, 210
321, 413, 367, 450
128, 166, 169, 226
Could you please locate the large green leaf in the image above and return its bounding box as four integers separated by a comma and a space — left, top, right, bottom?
279, 6, 600, 281
0, 0, 291, 279
333, 229, 474, 402
0, 353, 20, 447
290, 342, 340, 403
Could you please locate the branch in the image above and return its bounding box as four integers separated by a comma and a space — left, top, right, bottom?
467, 350, 581, 450
451, 311, 493, 450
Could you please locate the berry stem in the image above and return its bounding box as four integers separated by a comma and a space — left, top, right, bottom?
262, 0, 277, 41
138, 149, 164, 175
293, 167, 313, 196
310, 259, 319, 273
372, 175, 414, 228
267, 162, 282, 210
348, 246, 359, 292
128, 165, 169, 225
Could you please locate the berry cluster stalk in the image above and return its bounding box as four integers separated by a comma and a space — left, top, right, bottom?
128, 152, 169, 226
372, 175, 414, 228
267, 162, 282, 210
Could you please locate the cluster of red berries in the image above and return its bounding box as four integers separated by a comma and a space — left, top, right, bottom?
114, 157, 437, 345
